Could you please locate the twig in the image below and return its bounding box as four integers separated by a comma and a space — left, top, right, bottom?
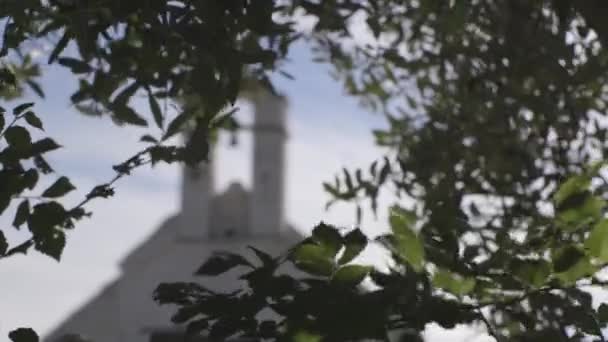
476, 308, 500, 341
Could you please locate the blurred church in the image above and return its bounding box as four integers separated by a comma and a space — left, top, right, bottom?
44, 89, 301, 342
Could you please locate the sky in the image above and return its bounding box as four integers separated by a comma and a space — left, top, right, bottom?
0, 39, 499, 341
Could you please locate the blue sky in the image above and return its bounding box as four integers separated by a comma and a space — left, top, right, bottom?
0, 40, 495, 341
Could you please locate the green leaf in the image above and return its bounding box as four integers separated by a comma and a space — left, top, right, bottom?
8, 328, 38, 342
12, 102, 34, 115
5, 126, 31, 149
557, 194, 604, 230
311, 222, 343, 257
291, 243, 335, 276
0, 112, 5, 131
0, 230, 7, 255
553, 246, 586, 273
389, 205, 417, 236
432, 268, 476, 296
42, 177, 75, 198
163, 109, 193, 141
388, 205, 425, 271
148, 94, 164, 129
510, 259, 551, 288
57, 57, 92, 74
555, 257, 594, 285
13, 200, 30, 228
195, 252, 252, 276
338, 228, 367, 265
553, 246, 594, 285
585, 219, 608, 262
24, 111, 43, 130
555, 175, 590, 207
332, 264, 372, 287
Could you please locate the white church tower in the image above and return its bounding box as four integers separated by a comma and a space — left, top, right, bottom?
250, 90, 288, 236
44, 87, 299, 342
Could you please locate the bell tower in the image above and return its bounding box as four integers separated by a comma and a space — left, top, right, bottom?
249, 89, 288, 236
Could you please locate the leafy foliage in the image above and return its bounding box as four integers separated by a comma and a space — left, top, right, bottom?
295, 1, 608, 340
159, 170, 608, 340
5, 0, 608, 341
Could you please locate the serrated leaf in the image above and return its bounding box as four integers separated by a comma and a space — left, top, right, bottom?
27, 202, 67, 235
13, 102, 34, 115
24, 111, 43, 130
42, 176, 75, 198
9, 328, 39, 342
291, 243, 335, 276
13, 200, 30, 228
332, 264, 372, 287
5, 126, 31, 149
34, 228, 66, 261
338, 228, 367, 265
585, 219, 608, 262
195, 252, 252, 276
0, 230, 7, 255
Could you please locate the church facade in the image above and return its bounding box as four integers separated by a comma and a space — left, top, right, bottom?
45, 90, 301, 342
